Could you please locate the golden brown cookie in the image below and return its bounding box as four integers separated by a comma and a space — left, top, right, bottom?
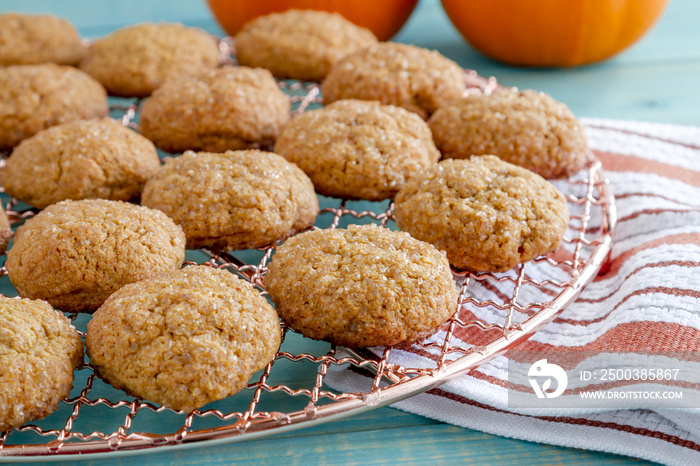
141, 150, 318, 250
86, 265, 281, 412
0, 208, 12, 255
79, 22, 220, 97
0, 13, 86, 66
1, 118, 160, 209
0, 296, 83, 431
393, 156, 569, 272
0, 64, 108, 150
428, 88, 589, 179
235, 9, 378, 82
322, 42, 466, 119
139, 66, 290, 153
274, 99, 440, 201
265, 224, 458, 347
5, 199, 186, 313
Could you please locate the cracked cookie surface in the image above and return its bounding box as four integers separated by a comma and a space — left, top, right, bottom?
1, 118, 160, 209
0, 209, 12, 255
5, 199, 186, 312
393, 156, 569, 272
0, 296, 84, 431
428, 88, 588, 179
235, 9, 377, 82
0, 13, 85, 66
86, 265, 281, 412
141, 150, 318, 250
321, 42, 466, 119
274, 99, 440, 201
139, 66, 290, 153
265, 224, 458, 347
0, 64, 108, 150
79, 22, 219, 97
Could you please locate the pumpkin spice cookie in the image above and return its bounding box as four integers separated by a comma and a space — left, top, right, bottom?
1, 118, 161, 209
79, 22, 220, 97
428, 88, 588, 179
0, 13, 86, 66
86, 265, 281, 412
235, 9, 378, 82
0, 296, 84, 431
5, 199, 186, 313
265, 224, 458, 348
139, 66, 290, 153
0, 64, 108, 150
0, 208, 12, 255
393, 156, 569, 273
321, 42, 466, 119
141, 150, 318, 250
274, 99, 440, 200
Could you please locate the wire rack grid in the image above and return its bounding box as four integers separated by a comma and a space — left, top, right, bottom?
0, 44, 615, 461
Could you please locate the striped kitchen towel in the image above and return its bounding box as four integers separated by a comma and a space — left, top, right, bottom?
325, 119, 700, 466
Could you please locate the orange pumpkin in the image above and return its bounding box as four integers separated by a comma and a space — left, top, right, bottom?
206, 0, 419, 42
440, 0, 669, 67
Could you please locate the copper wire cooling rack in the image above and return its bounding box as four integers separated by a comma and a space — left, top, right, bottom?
0, 58, 616, 460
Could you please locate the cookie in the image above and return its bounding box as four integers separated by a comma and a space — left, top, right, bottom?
265, 224, 458, 347
393, 156, 569, 272
428, 88, 588, 179
79, 22, 220, 97
234, 9, 377, 82
321, 42, 466, 119
0, 208, 12, 255
85, 265, 280, 412
139, 66, 290, 153
0, 296, 83, 431
0, 64, 109, 150
0, 13, 86, 66
274, 99, 439, 200
1, 118, 160, 209
141, 150, 318, 250
5, 199, 186, 313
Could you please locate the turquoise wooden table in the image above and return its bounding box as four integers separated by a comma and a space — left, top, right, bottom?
2, 0, 698, 464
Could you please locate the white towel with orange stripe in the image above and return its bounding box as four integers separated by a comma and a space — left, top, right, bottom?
326, 119, 700, 466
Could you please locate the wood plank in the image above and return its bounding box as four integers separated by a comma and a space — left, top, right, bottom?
1, 0, 212, 29
1, 1, 697, 464
58, 412, 656, 465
